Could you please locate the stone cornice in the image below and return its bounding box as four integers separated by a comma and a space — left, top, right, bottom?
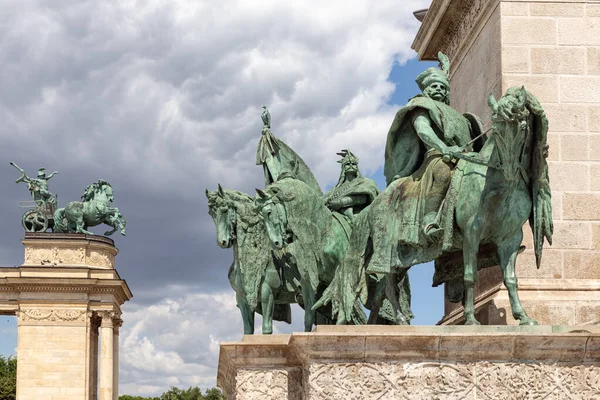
0, 275, 133, 305
412, 0, 499, 66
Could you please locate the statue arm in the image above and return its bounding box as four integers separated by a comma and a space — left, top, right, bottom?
412, 111, 459, 156
10, 162, 31, 183
46, 171, 59, 180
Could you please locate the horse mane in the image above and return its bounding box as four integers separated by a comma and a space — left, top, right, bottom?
81, 179, 112, 201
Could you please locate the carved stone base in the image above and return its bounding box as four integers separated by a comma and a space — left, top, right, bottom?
439, 277, 600, 326
218, 326, 600, 399
22, 232, 118, 269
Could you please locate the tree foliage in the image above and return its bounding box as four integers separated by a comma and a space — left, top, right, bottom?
119, 386, 224, 400
0, 355, 17, 400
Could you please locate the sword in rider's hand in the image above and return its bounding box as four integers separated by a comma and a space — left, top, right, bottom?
442, 127, 492, 165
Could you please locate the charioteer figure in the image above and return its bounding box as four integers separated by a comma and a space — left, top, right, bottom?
11, 162, 58, 205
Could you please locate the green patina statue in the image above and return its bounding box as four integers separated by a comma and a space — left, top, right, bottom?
315, 53, 552, 326
11, 162, 59, 232
11, 162, 58, 205
323, 150, 378, 223
54, 180, 126, 236
209, 57, 554, 333
206, 185, 295, 335
256, 106, 322, 194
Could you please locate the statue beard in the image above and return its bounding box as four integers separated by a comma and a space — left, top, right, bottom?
423, 87, 450, 105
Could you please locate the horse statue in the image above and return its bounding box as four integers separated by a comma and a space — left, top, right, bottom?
206, 184, 302, 335
54, 180, 126, 236
315, 87, 553, 326
255, 176, 370, 330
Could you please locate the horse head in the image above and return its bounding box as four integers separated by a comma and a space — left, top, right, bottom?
206, 184, 237, 248
255, 187, 290, 250
488, 86, 530, 182
83, 180, 114, 204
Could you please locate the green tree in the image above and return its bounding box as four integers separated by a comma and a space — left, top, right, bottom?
0, 355, 17, 400
119, 387, 224, 400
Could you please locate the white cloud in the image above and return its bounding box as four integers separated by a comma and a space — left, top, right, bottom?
0, 0, 429, 194
119, 290, 305, 395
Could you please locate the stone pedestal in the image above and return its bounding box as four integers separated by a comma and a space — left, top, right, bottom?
412, 0, 600, 325
0, 233, 132, 400
217, 326, 600, 399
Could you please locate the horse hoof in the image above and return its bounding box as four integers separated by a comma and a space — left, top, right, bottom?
519, 318, 538, 326
262, 329, 273, 335
464, 319, 481, 326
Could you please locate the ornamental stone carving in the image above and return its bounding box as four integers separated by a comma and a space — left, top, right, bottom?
22, 239, 117, 269
412, 0, 495, 63
305, 362, 600, 400
87, 248, 115, 269
236, 370, 290, 400
19, 308, 88, 323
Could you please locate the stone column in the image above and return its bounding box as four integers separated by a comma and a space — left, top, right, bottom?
113, 318, 123, 400
99, 311, 115, 400
89, 312, 100, 400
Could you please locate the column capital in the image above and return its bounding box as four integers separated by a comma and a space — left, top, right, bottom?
99, 311, 116, 328
113, 318, 123, 334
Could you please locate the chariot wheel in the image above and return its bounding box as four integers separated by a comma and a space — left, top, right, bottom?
22, 210, 49, 232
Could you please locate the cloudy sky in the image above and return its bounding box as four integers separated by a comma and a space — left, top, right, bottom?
0, 0, 441, 396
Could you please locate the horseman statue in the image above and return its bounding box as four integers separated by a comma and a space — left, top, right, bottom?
323, 149, 378, 225
382, 52, 486, 251
316, 52, 553, 327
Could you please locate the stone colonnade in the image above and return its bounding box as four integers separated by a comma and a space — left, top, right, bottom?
0, 233, 132, 400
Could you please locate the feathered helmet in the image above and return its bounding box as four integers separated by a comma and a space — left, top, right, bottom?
415, 52, 451, 103
337, 149, 359, 168
37, 168, 46, 177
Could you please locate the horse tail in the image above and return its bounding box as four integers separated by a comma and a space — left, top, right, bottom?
53, 208, 66, 232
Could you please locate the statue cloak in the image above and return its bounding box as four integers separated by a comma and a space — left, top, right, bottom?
369, 96, 484, 275
257, 131, 322, 195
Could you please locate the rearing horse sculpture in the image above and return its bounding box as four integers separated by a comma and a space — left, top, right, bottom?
316, 87, 553, 326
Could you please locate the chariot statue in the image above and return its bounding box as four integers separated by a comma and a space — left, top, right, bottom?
11, 162, 59, 232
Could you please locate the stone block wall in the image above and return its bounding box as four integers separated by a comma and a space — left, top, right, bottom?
501, 2, 600, 284
17, 323, 89, 400
451, 4, 502, 129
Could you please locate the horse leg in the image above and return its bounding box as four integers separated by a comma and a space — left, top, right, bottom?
301, 282, 316, 332
229, 262, 254, 335
463, 230, 481, 325
237, 294, 255, 335
497, 232, 538, 326
261, 263, 281, 335
385, 270, 409, 325
367, 275, 386, 324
